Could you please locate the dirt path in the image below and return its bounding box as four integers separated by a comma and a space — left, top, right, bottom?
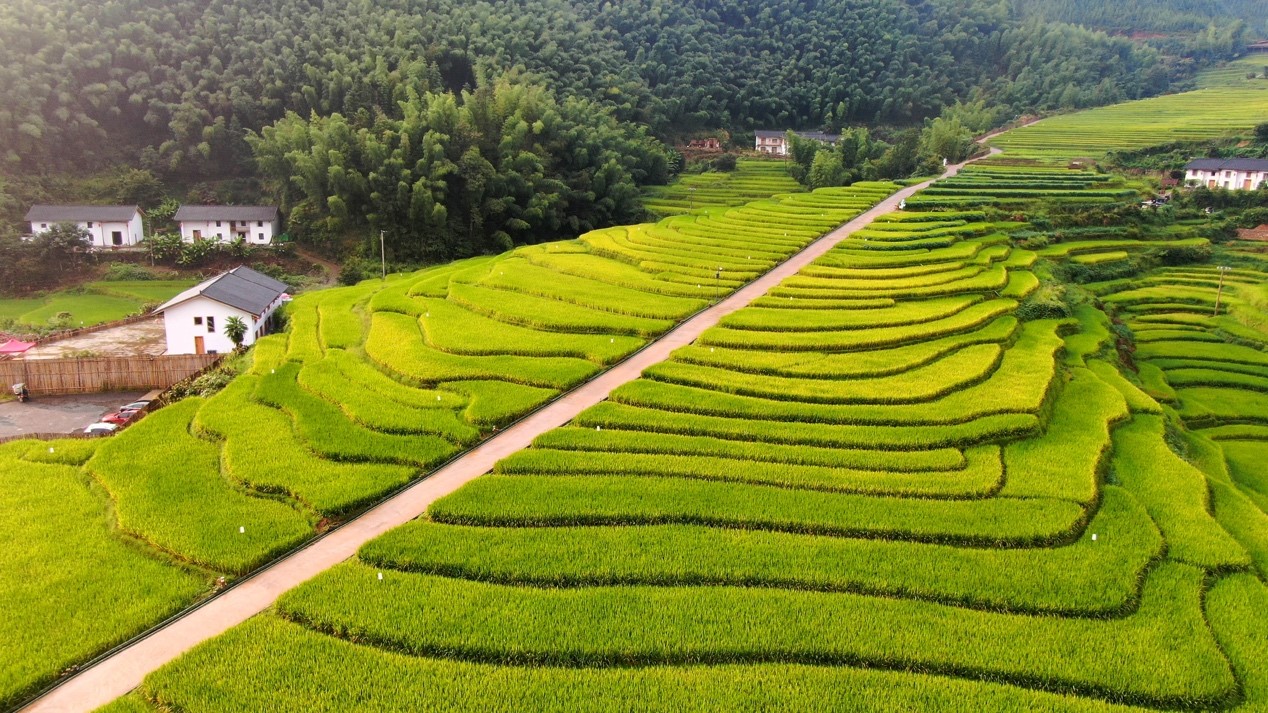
291, 245, 342, 286
23, 153, 993, 713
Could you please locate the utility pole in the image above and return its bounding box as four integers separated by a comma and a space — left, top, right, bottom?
379, 230, 387, 281
1212, 265, 1230, 317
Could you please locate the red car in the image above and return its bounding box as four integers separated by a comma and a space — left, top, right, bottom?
100, 409, 141, 425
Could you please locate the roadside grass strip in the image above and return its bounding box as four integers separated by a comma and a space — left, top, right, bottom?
698, 299, 1018, 351
672, 316, 1018, 378
428, 474, 1085, 545
642, 344, 1003, 405
367, 311, 597, 389
274, 561, 1231, 708
575, 402, 1040, 450
492, 446, 1002, 498
616, 321, 1063, 425
1000, 368, 1128, 504
116, 615, 1164, 713
86, 398, 311, 573
0, 444, 206, 709
1111, 416, 1250, 571
366, 486, 1155, 615
195, 378, 416, 515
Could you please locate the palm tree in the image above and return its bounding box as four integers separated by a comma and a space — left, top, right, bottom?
224, 316, 248, 352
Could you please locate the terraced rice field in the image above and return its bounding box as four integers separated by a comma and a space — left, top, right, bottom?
1194, 55, 1268, 89
0, 183, 899, 708
987, 88, 1268, 160
905, 163, 1138, 209
102, 170, 1268, 712
641, 159, 802, 216
1089, 263, 1268, 559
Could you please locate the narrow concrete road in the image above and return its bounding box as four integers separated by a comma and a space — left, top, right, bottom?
24, 153, 990, 713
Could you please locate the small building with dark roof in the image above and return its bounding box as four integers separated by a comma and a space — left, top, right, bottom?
155, 266, 289, 355
172, 205, 280, 245
24, 205, 143, 248
1184, 158, 1268, 190
754, 130, 841, 156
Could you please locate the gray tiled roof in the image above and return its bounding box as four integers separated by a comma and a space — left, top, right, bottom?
1185, 158, 1268, 172
173, 205, 279, 222
25, 205, 139, 222
155, 266, 288, 317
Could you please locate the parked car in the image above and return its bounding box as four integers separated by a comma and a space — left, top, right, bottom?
84, 422, 118, 436
119, 400, 151, 411
100, 410, 140, 425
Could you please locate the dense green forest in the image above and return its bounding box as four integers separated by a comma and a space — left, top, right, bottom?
0, 0, 1256, 260
0, 0, 1216, 177
1014, 0, 1264, 36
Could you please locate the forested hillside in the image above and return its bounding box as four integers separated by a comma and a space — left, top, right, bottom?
1014, 0, 1264, 36
0, 0, 1201, 178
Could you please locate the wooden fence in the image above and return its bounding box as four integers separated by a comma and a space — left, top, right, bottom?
1, 354, 220, 395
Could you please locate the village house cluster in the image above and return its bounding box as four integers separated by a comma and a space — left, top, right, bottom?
23, 204, 281, 248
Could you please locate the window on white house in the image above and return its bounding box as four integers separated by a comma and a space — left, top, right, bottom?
216, 221, 222, 227
40, 223, 47, 229
207, 316, 215, 333
193, 317, 203, 325
258, 220, 264, 227
87, 221, 93, 228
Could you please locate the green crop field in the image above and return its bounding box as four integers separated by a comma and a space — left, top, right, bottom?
1194, 55, 1268, 89
104, 160, 1268, 712
987, 88, 1268, 160
641, 158, 803, 216
0, 280, 196, 328
0, 182, 900, 708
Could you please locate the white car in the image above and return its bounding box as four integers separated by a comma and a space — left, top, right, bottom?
84, 422, 118, 436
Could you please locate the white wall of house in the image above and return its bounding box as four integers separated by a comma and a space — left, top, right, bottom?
163, 294, 284, 355
1185, 168, 1268, 190
755, 136, 788, 156
179, 217, 278, 244
29, 214, 144, 247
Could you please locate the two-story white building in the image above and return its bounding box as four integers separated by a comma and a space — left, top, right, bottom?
172, 205, 281, 245
24, 205, 144, 248
754, 130, 841, 157
1184, 158, 1268, 190
156, 266, 289, 355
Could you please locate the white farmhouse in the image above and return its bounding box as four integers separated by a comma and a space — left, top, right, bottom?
754, 130, 841, 156
156, 266, 289, 355
1184, 158, 1268, 190
24, 205, 144, 248
172, 205, 281, 245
